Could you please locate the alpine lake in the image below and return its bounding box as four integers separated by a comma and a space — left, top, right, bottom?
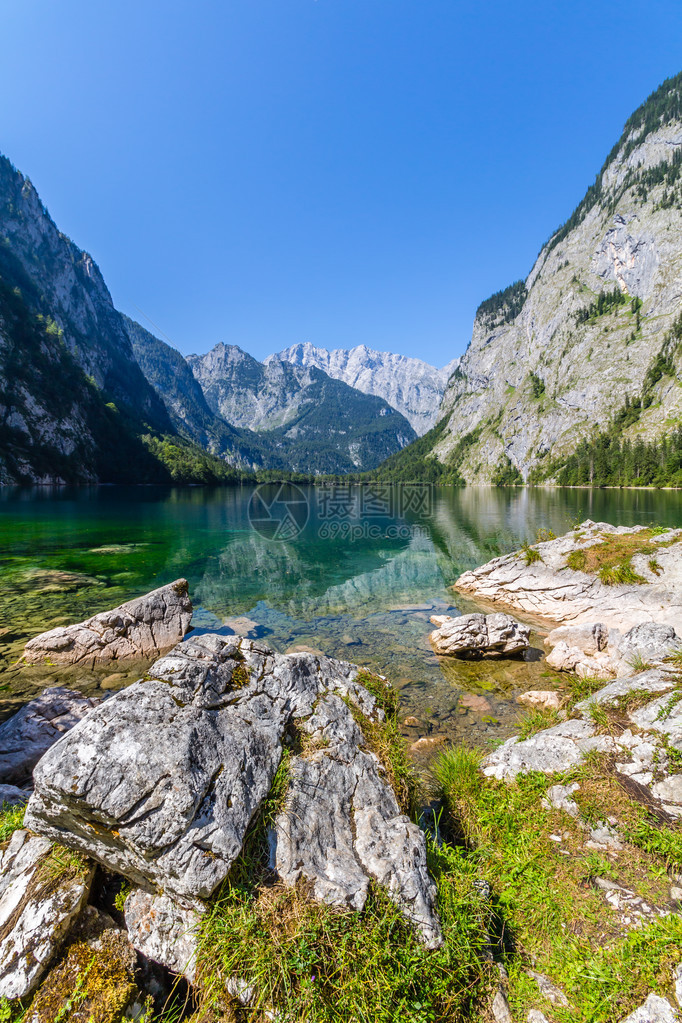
2, 484, 682, 763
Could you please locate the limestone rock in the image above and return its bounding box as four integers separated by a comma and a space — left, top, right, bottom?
674, 962, 682, 1009
455, 523, 682, 633
575, 668, 676, 711
483, 718, 615, 781
25, 635, 441, 948
527, 1012, 550, 1023
546, 621, 682, 679
429, 612, 529, 657
525, 969, 569, 1006
273, 692, 442, 948
517, 690, 562, 711
618, 993, 679, 1022
614, 621, 682, 671
651, 775, 682, 806
542, 782, 580, 817
22, 579, 193, 666
0, 688, 100, 787
595, 877, 667, 928
491, 986, 513, 1023
0, 830, 93, 999
124, 889, 202, 983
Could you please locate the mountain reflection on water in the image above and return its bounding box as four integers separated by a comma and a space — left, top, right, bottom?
1, 484, 681, 752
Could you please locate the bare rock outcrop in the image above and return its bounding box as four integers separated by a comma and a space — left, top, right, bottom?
429, 611, 529, 657
22, 579, 193, 667
273, 690, 441, 947
0, 688, 100, 787
455, 522, 682, 632
483, 662, 682, 820
24, 635, 441, 948
0, 830, 93, 999
546, 621, 682, 679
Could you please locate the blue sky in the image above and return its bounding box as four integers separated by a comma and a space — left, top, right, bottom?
2, 1, 682, 366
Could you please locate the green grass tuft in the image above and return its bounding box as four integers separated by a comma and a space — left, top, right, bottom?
0, 802, 25, 843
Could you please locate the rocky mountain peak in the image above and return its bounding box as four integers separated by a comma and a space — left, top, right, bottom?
272, 341, 460, 434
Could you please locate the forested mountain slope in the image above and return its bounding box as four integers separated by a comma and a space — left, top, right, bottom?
187, 342, 416, 472
124, 317, 265, 469
386, 73, 682, 486
0, 155, 242, 484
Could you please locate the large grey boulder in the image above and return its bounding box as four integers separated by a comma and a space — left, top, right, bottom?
0, 688, 100, 787
273, 691, 442, 948
124, 890, 202, 983
25, 635, 441, 947
429, 612, 529, 657
0, 830, 93, 999
22, 579, 192, 666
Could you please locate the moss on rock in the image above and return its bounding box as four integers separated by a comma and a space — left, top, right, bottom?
27, 929, 138, 1023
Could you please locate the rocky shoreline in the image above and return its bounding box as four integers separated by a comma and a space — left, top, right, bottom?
1, 522, 682, 1021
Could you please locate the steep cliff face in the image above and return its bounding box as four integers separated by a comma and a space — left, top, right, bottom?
0, 157, 169, 429
428, 74, 682, 483
273, 341, 459, 435
187, 342, 416, 472
0, 155, 184, 483
124, 318, 264, 468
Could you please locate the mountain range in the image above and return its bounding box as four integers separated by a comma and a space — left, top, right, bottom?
270, 342, 458, 435
0, 153, 431, 482
3, 71, 682, 486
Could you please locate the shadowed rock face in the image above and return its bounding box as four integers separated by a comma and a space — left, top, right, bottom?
24, 634, 442, 948
0, 688, 100, 787
22, 579, 192, 666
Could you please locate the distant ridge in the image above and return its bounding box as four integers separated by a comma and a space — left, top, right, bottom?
270, 341, 459, 435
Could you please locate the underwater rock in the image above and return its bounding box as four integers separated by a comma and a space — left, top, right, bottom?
0, 687, 100, 787
22, 578, 193, 666
516, 690, 562, 711
25, 634, 442, 947
429, 612, 529, 657
0, 830, 93, 999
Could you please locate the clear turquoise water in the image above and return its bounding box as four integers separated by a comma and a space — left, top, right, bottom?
2, 484, 681, 752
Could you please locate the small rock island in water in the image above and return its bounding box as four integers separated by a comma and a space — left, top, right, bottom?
1, 521, 682, 1021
